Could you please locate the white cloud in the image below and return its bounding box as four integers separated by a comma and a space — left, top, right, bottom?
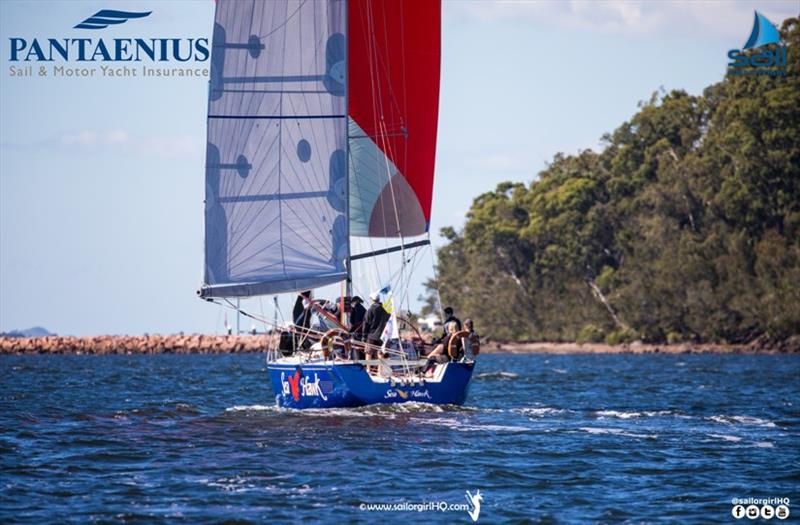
3, 130, 202, 159
448, 0, 798, 41
58, 129, 131, 147
105, 129, 129, 145
137, 134, 203, 159
467, 153, 519, 170
59, 130, 98, 147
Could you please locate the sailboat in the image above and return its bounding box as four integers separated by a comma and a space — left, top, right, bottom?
199, 0, 477, 408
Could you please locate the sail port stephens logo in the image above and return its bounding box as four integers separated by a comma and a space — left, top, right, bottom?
727, 11, 788, 76
7, 8, 209, 79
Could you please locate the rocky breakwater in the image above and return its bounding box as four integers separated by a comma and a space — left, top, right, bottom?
0, 334, 276, 355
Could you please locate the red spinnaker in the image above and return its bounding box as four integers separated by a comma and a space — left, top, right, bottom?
348, 0, 441, 237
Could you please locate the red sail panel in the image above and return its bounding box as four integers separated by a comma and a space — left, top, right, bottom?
348, 0, 441, 237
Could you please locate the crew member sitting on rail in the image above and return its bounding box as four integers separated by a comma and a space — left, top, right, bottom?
423, 321, 462, 376
462, 318, 481, 360
433, 307, 462, 344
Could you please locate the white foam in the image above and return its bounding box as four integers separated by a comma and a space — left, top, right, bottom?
595, 409, 684, 419
707, 415, 777, 428
577, 427, 658, 439
475, 371, 520, 380
225, 404, 279, 412
707, 433, 743, 442
224, 401, 461, 417
415, 418, 529, 433
514, 407, 566, 417
596, 410, 642, 419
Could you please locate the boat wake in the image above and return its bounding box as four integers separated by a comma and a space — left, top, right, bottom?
415, 417, 530, 433
475, 371, 520, 380
707, 415, 777, 427
576, 427, 659, 440
224, 401, 476, 418
594, 409, 677, 419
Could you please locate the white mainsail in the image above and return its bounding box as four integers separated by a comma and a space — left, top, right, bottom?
201, 0, 349, 298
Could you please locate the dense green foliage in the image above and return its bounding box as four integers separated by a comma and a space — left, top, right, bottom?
425, 18, 800, 343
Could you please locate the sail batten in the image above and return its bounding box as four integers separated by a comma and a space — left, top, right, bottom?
201, 0, 349, 299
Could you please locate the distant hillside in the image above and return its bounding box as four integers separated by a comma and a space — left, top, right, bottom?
2, 326, 55, 338
425, 18, 800, 344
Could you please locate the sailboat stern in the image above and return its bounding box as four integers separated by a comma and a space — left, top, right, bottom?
267, 362, 362, 409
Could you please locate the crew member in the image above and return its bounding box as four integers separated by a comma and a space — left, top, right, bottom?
349, 296, 367, 340
362, 291, 389, 357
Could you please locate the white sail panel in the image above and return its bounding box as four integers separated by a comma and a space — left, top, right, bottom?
201, 0, 348, 298
348, 119, 427, 237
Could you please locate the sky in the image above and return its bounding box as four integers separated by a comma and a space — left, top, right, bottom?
0, 0, 797, 336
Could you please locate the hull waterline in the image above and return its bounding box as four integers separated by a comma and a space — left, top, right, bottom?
267, 361, 475, 409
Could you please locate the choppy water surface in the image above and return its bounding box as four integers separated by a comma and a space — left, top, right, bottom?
1, 353, 798, 523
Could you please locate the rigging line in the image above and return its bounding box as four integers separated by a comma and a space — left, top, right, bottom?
377, 0, 406, 126
426, 231, 445, 323
274, 15, 336, 259
280, 102, 343, 246
257, 0, 307, 39
396, 244, 424, 311
281, 211, 337, 261
276, 0, 290, 275
291, 1, 334, 181
221, 0, 256, 201
364, 5, 405, 272
220, 132, 279, 259
276, 139, 339, 248
399, 0, 408, 145
223, 137, 281, 250
222, 132, 281, 250
258, 297, 268, 333
367, 7, 399, 282
219, 2, 280, 248
292, 27, 335, 203
226, 236, 282, 274
377, 118, 407, 299
361, 1, 389, 288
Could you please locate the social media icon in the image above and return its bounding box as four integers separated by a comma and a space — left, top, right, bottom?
776, 504, 790, 520
732, 505, 746, 519
746, 505, 760, 519
761, 505, 775, 519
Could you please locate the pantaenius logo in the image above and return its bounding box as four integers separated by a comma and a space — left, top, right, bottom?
8, 9, 208, 63
727, 11, 787, 76
74, 9, 152, 30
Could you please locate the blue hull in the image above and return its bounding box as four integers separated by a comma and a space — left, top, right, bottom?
267, 362, 475, 409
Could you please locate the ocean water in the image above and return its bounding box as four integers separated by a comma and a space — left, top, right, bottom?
1, 353, 798, 523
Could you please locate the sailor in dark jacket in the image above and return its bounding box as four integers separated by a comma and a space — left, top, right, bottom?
289, 290, 313, 352
293, 290, 313, 329
349, 296, 367, 340
361, 292, 389, 348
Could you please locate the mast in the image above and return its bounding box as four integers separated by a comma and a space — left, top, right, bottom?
344, 0, 352, 305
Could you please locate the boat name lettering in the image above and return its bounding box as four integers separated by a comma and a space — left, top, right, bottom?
281, 371, 328, 402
